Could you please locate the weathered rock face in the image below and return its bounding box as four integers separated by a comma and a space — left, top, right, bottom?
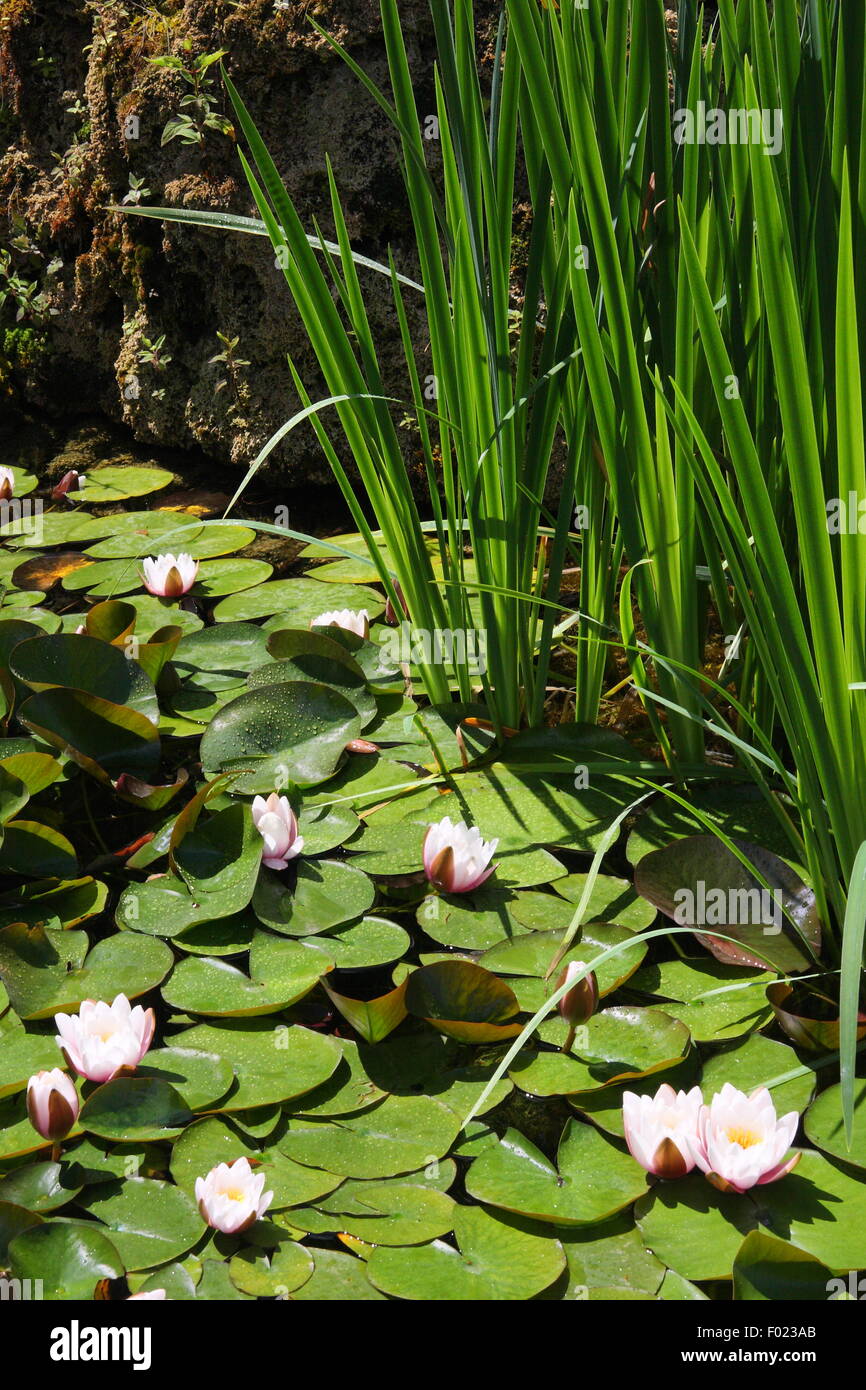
0, 0, 497, 483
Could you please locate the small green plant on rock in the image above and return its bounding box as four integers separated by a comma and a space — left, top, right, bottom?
149, 46, 233, 146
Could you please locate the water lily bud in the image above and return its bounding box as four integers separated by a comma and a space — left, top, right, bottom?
141, 552, 199, 597
26, 1068, 79, 1141
310, 608, 369, 639
691, 1083, 800, 1193
195, 1157, 274, 1234
384, 580, 408, 625
0, 467, 14, 502
52, 469, 82, 499
251, 792, 304, 870
556, 961, 598, 1027
422, 816, 498, 893
54, 994, 156, 1083
622, 1082, 703, 1178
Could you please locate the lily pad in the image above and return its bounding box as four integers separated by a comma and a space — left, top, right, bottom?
290, 1246, 385, 1300
367, 1205, 565, 1300
229, 1238, 314, 1297
79, 465, 174, 503
804, 1080, 866, 1170
162, 933, 330, 1017
252, 859, 375, 936
481, 923, 647, 997
466, 1121, 649, 1225
170, 1116, 343, 1210
79, 1078, 192, 1142
0, 922, 172, 1019
279, 1094, 462, 1179
634, 834, 819, 971
77, 1175, 205, 1271
628, 958, 774, 1042
0, 1161, 82, 1213
8, 1220, 124, 1298
176, 1020, 341, 1111
201, 682, 361, 792
212, 576, 384, 625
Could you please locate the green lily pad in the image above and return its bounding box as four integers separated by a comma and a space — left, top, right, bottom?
162, 932, 330, 1017
0, 1201, 41, 1260
732, 1229, 833, 1300
79, 465, 174, 503
201, 681, 361, 793
0, 1091, 83, 1161
212, 576, 384, 625
252, 859, 375, 936
77, 1175, 205, 1271
303, 916, 410, 971
8, 1220, 124, 1297
85, 518, 256, 560
367, 1205, 565, 1300
176, 1020, 341, 1111
248, 628, 376, 727
0, 818, 78, 878
509, 1006, 690, 1098
130, 1047, 234, 1111
0, 922, 172, 1019
0, 1031, 69, 1098
230, 1237, 314, 1297
628, 958, 774, 1042
466, 1120, 648, 1225
0, 1161, 82, 1213
173, 623, 275, 688
0, 876, 107, 932
288, 1038, 389, 1118
279, 1094, 463, 1179
19, 687, 160, 784
290, 1246, 385, 1300
80, 1078, 192, 1142
191, 558, 274, 598
481, 923, 647, 997
804, 1080, 866, 1169
10, 633, 159, 721
404, 960, 522, 1043
700, 1033, 817, 1115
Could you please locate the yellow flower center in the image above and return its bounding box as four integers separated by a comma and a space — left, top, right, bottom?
225, 1188, 246, 1202
725, 1126, 762, 1149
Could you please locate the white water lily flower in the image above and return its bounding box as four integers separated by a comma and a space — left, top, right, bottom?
622, 1082, 704, 1179
0, 467, 14, 501
26, 1068, 79, 1141
252, 792, 304, 870
195, 1157, 273, 1234
422, 816, 498, 894
54, 994, 155, 1084
128, 1290, 166, 1300
310, 608, 369, 639
692, 1082, 800, 1193
141, 552, 199, 597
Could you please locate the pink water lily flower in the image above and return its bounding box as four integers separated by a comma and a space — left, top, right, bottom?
54, 994, 155, 1084
692, 1083, 800, 1193
128, 1290, 166, 1300
26, 1068, 79, 1141
195, 1157, 273, 1234
141, 552, 199, 597
623, 1082, 704, 1179
0, 467, 14, 501
252, 792, 304, 870
310, 608, 370, 639
423, 816, 498, 894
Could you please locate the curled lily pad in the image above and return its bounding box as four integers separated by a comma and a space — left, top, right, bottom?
367, 1205, 565, 1300
0, 819, 77, 878
322, 979, 408, 1044
767, 979, 866, 1052
19, 688, 161, 784
0, 1161, 82, 1214
804, 1080, 866, 1170
10, 634, 159, 721
732, 1229, 833, 1301
404, 960, 522, 1043
634, 834, 820, 971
